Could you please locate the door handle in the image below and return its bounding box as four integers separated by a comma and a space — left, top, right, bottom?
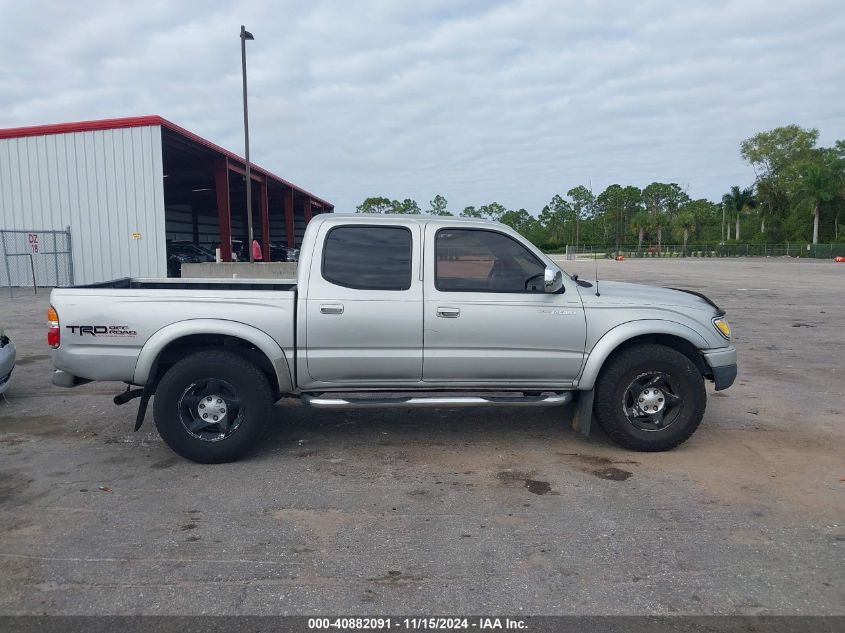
320, 303, 344, 315
437, 306, 460, 318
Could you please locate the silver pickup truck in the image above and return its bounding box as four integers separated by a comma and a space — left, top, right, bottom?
49, 215, 736, 463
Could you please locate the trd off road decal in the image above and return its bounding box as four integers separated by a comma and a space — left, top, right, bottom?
66, 325, 138, 337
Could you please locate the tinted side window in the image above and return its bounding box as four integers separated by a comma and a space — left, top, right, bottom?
322, 226, 412, 290
436, 229, 545, 293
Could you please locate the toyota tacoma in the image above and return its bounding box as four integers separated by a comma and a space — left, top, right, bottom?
48, 215, 737, 462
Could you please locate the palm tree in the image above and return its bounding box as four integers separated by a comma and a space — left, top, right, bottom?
721, 186, 756, 241
755, 178, 777, 234
630, 211, 649, 254
793, 157, 837, 244
673, 210, 696, 255
653, 214, 664, 254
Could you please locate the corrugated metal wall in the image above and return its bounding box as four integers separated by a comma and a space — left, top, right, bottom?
0, 125, 166, 284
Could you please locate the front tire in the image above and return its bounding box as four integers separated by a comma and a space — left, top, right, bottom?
153, 350, 273, 463
593, 344, 706, 451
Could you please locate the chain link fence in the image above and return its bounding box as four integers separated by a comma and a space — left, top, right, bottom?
0, 228, 74, 298
561, 243, 845, 260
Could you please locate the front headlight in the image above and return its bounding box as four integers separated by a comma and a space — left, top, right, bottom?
713, 317, 731, 339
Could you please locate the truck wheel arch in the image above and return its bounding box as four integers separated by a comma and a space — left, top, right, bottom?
577, 320, 709, 391
133, 320, 294, 395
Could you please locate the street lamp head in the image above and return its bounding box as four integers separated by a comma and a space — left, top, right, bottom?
240, 25, 254, 40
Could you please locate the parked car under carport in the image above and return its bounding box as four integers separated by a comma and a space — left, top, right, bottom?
269, 242, 300, 262
166, 242, 204, 277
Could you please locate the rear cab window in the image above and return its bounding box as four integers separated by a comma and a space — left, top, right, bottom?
322, 225, 413, 291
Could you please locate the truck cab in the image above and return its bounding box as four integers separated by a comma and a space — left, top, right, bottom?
297, 216, 586, 389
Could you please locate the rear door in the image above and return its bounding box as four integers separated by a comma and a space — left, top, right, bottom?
303, 222, 423, 385
423, 225, 586, 386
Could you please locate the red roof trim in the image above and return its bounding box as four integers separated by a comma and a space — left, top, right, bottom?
0, 116, 165, 140
0, 115, 334, 209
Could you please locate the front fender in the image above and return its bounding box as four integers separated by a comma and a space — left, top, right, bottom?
576, 319, 709, 390
132, 319, 293, 392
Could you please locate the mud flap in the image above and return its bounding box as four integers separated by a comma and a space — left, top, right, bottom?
572, 389, 594, 436
133, 355, 160, 432
134, 389, 152, 432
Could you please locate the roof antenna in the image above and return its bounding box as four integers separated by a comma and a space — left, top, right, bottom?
588, 180, 600, 297
594, 250, 601, 297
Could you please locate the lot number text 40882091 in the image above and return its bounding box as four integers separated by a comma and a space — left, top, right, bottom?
307, 618, 527, 630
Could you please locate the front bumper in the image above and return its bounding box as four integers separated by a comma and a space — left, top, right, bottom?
711, 364, 738, 391
0, 337, 15, 395
702, 345, 737, 391
0, 367, 12, 394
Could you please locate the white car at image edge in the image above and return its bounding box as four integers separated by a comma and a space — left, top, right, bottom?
0, 327, 15, 395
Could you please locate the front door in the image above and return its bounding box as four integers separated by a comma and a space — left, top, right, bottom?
423, 225, 585, 386
304, 222, 423, 385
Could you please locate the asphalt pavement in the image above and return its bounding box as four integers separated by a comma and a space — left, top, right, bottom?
0, 258, 843, 615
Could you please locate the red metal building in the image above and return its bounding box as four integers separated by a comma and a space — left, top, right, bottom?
0, 116, 333, 278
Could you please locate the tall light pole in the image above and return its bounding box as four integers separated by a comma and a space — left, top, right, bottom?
240, 25, 255, 262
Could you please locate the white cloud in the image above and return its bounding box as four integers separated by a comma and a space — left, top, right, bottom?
1, 0, 843, 212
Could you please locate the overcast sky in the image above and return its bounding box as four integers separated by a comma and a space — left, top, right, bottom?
1, 0, 843, 213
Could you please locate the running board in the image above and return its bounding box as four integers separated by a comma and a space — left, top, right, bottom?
302, 392, 573, 409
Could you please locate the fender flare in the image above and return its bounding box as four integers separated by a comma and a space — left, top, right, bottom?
576, 319, 708, 391
132, 319, 293, 392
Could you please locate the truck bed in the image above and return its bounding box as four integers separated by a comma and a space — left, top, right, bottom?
50, 277, 297, 385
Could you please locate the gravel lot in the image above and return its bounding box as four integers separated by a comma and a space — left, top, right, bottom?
0, 258, 843, 615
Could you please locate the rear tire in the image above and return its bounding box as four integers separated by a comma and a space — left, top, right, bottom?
153, 350, 273, 463
593, 344, 705, 452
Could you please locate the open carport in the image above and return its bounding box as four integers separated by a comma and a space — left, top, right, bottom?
159, 118, 333, 261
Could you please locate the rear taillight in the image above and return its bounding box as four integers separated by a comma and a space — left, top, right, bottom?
47, 305, 60, 348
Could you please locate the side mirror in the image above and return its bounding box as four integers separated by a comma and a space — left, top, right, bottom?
544, 266, 564, 293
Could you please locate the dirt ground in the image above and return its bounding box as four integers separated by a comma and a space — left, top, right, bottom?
0, 257, 843, 615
